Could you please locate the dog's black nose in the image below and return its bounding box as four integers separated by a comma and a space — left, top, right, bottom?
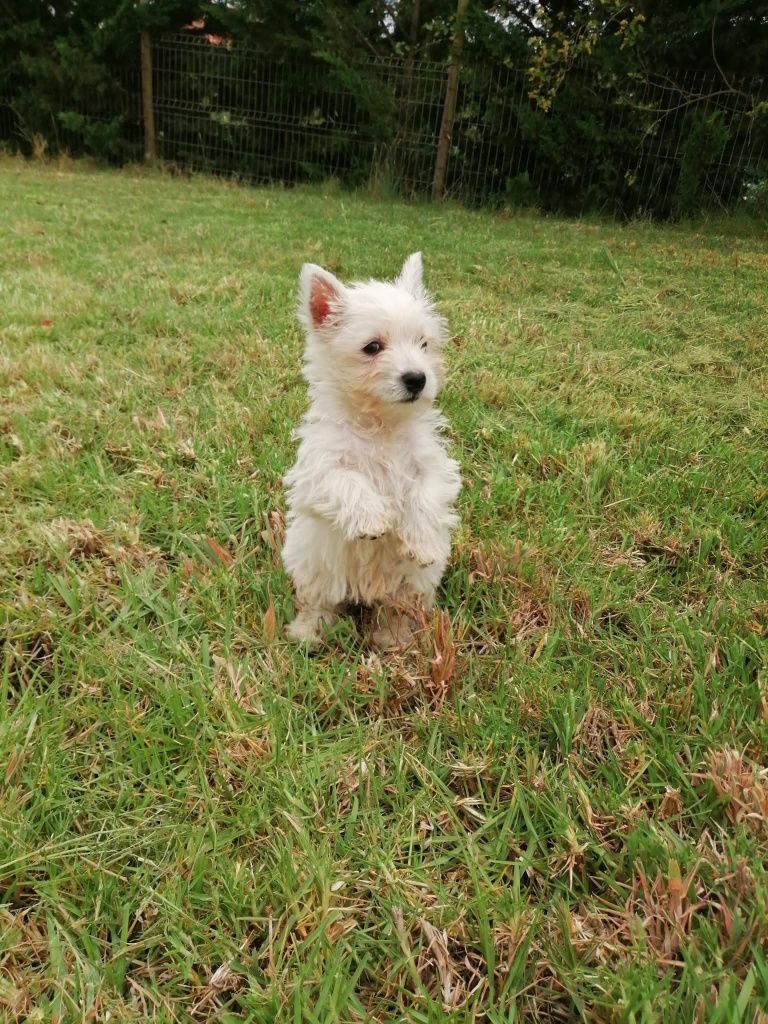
401, 371, 426, 395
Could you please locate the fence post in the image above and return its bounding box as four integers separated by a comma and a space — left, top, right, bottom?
432, 0, 468, 200
140, 31, 156, 165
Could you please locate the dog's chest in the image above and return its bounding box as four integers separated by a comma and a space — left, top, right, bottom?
358, 435, 423, 502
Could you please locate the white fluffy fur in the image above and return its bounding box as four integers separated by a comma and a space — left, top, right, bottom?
282, 252, 461, 644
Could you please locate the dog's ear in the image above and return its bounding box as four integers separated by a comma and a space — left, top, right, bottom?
396, 252, 424, 297
299, 264, 346, 331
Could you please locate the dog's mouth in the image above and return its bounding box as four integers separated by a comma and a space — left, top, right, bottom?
400, 393, 421, 403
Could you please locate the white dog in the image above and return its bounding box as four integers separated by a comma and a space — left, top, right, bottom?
282, 253, 461, 646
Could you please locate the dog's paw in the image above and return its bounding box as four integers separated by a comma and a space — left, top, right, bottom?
405, 552, 437, 568
372, 610, 418, 650
347, 504, 395, 542
287, 607, 337, 644
399, 537, 442, 568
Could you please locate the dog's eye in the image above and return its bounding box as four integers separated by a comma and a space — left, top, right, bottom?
362, 340, 383, 355
421, 341, 428, 350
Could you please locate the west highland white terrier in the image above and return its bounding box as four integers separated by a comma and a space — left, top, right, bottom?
282, 253, 461, 646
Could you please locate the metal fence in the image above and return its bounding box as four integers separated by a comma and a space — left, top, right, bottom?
3, 31, 766, 217
150, 35, 446, 195
148, 35, 767, 215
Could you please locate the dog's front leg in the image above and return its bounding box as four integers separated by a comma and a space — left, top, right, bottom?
397, 493, 453, 568
299, 468, 395, 541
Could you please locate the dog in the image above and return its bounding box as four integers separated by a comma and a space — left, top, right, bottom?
282, 253, 461, 646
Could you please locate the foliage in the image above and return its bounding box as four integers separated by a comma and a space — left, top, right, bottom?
675, 110, 730, 217
742, 176, 768, 215
0, 2, 766, 212
0, 0, 197, 157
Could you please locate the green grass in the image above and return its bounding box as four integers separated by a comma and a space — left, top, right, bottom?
1, 157, 767, 1023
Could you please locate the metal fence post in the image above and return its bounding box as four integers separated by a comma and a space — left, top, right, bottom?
140, 31, 157, 165
432, 0, 468, 200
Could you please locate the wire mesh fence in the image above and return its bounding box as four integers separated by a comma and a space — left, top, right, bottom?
441, 62, 766, 214
2, 30, 766, 217
150, 35, 447, 194
148, 34, 766, 216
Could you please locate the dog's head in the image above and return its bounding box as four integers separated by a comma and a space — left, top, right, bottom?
298, 254, 448, 412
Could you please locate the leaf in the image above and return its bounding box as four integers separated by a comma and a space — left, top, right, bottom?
206, 537, 234, 568
262, 598, 276, 642
326, 915, 358, 942
430, 609, 456, 688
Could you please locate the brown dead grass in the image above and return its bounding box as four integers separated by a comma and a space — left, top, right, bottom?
0, 909, 48, 1017
702, 748, 768, 838
45, 517, 164, 572
3, 629, 56, 692
208, 730, 271, 793
630, 859, 706, 963
390, 907, 489, 1011
466, 544, 564, 652
429, 609, 458, 700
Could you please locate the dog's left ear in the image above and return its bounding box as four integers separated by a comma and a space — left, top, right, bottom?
396, 252, 424, 297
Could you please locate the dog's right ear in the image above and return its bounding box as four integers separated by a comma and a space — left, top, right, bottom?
299, 264, 346, 331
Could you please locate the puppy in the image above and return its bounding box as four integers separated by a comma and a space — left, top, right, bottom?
282, 253, 460, 646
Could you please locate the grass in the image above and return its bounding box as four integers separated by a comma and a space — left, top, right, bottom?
1, 156, 767, 1023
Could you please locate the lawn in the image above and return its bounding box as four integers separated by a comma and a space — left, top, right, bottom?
1, 157, 767, 1023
